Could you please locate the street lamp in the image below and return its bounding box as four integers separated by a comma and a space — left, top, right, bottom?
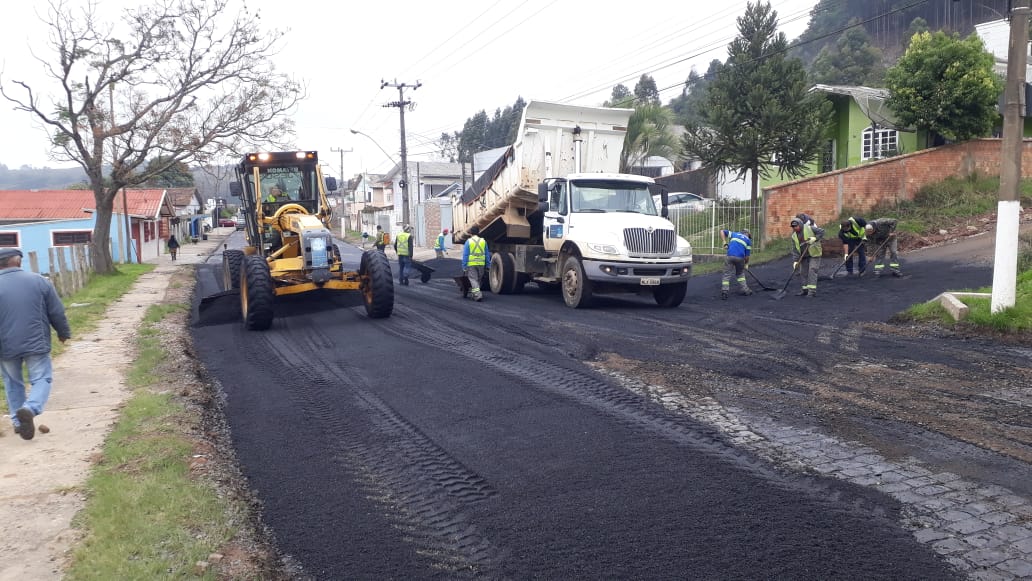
350, 129, 399, 166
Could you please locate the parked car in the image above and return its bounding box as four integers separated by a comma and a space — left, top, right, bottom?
654, 192, 711, 213
218, 217, 236, 228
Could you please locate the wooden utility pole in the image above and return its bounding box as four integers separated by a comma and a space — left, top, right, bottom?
992, 0, 1030, 313
382, 79, 421, 227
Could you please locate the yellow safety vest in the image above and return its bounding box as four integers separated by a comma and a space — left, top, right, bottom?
396, 232, 411, 256
467, 236, 487, 266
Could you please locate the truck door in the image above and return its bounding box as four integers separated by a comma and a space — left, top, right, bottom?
542, 180, 568, 253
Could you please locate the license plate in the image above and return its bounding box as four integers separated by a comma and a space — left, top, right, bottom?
640, 277, 660, 286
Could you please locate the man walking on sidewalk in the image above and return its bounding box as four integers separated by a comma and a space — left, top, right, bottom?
0, 248, 71, 440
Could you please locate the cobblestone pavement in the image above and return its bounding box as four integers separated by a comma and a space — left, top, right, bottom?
598, 368, 1032, 580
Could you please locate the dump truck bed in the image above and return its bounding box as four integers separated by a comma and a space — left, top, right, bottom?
452, 101, 632, 243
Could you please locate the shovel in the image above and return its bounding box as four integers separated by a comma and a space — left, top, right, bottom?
771, 243, 808, 300
825, 240, 866, 280
858, 237, 892, 278
745, 267, 778, 291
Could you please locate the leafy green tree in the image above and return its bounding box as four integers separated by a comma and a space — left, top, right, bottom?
682, 1, 831, 233
437, 131, 460, 163
620, 104, 679, 173
450, 97, 526, 163
810, 24, 885, 86
604, 84, 633, 108
885, 31, 1002, 146
633, 74, 660, 106
904, 17, 929, 47
142, 156, 195, 188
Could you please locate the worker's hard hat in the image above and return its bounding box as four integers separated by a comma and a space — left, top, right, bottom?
443, 228, 449, 234
790, 218, 801, 227
865, 224, 874, 232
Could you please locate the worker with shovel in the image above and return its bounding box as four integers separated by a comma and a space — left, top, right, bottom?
790, 217, 825, 298
865, 218, 902, 277
719, 228, 753, 300
837, 216, 868, 277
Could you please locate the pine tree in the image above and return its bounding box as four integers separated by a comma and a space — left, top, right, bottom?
682, 1, 831, 234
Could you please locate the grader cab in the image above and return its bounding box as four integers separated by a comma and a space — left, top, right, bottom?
224, 151, 393, 330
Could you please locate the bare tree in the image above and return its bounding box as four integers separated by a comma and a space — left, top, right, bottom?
0, 0, 303, 273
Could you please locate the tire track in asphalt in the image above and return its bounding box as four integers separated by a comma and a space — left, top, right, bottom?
237, 319, 506, 578
386, 300, 924, 517
597, 366, 1032, 579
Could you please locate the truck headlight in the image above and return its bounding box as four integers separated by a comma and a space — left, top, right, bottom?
587, 243, 620, 255
677, 245, 692, 257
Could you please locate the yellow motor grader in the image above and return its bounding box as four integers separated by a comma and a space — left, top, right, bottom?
223, 150, 393, 330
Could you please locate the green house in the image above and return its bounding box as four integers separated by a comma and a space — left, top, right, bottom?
760, 85, 923, 190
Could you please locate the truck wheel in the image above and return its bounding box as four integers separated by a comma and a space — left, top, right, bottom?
561, 255, 594, 308
360, 249, 394, 318
489, 251, 518, 294
241, 255, 274, 330
653, 281, 687, 308
222, 250, 244, 290
514, 272, 529, 294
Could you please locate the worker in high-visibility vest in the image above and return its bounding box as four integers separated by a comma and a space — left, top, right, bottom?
434, 228, 449, 258
394, 225, 414, 285
462, 225, 491, 301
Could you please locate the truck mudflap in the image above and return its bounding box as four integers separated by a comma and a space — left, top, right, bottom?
580, 258, 692, 285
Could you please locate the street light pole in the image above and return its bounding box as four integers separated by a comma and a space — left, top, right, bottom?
992, 0, 1030, 313
350, 129, 398, 166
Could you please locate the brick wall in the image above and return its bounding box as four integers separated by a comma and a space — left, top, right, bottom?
762, 138, 1032, 242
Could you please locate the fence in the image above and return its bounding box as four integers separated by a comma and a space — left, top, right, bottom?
667, 200, 763, 256
24, 244, 93, 298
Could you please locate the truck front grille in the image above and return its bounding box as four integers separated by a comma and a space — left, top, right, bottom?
623, 228, 676, 257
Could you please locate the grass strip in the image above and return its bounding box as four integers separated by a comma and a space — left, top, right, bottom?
65, 302, 239, 580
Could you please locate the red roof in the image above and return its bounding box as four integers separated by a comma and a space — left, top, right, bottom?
0, 189, 172, 220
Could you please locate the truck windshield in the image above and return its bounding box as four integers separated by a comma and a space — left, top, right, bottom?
569, 179, 658, 215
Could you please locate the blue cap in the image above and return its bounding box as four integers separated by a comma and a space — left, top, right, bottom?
0, 248, 23, 260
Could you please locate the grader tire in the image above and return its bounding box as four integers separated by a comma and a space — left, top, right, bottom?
360, 249, 394, 318
222, 250, 244, 290
241, 255, 275, 331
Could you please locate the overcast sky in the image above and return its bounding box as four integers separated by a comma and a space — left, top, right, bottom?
0, 0, 817, 179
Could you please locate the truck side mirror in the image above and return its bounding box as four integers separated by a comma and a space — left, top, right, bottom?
325, 177, 338, 192
229, 182, 242, 197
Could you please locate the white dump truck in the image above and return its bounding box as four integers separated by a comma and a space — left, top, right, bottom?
451, 100, 693, 308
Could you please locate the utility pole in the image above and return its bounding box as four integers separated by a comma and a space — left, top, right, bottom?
992, 0, 1030, 313
382, 79, 421, 226
331, 147, 353, 231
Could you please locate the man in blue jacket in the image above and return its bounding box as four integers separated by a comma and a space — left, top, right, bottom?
0, 248, 72, 440
719, 228, 753, 300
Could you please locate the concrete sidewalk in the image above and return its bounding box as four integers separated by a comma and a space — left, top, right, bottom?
0, 229, 231, 581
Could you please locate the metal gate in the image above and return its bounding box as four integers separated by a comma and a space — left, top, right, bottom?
667, 200, 764, 256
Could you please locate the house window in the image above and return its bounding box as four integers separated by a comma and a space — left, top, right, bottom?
820, 139, 836, 173
861, 126, 898, 161
0, 232, 19, 247
53, 231, 92, 246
